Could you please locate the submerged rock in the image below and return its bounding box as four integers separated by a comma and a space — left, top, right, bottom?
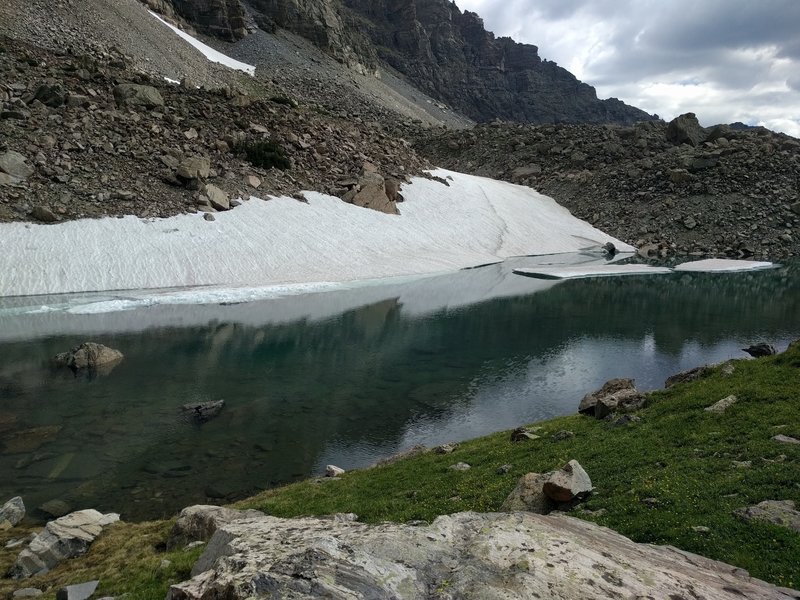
180, 400, 225, 424
53, 342, 124, 373
166, 510, 797, 600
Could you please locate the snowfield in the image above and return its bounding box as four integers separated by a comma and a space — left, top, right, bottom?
0, 170, 631, 300
149, 11, 256, 76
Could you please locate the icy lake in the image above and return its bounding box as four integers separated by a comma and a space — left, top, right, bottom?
1, 257, 799, 521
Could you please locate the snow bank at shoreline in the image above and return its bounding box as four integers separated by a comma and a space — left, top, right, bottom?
0, 169, 631, 301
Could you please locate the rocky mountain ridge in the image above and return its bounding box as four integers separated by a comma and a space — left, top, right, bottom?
142, 0, 655, 125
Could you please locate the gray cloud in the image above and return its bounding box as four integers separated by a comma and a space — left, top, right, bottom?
457, 0, 800, 135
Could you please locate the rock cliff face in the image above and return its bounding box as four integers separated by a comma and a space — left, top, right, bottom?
341, 0, 653, 124
143, 0, 654, 125
142, 0, 248, 41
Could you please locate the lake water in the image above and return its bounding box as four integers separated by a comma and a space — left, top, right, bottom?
1, 256, 798, 521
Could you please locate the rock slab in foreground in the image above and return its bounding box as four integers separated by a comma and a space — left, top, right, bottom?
11, 509, 120, 578
167, 511, 797, 600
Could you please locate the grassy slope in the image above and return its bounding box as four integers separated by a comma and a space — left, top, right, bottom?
1, 346, 798, 598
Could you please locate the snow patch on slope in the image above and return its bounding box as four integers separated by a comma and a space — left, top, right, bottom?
149, 11, 255, 76
0, 169, 631, 300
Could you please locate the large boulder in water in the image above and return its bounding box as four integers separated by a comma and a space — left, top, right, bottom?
166, 510, 797, 599
53, 342, 123, 372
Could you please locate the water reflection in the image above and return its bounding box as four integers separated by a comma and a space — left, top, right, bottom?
0, 259, 798, 521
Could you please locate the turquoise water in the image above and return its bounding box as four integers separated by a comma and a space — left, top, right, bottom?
1, 259, 798, 521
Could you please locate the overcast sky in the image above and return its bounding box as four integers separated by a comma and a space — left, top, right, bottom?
457, 0, 800, 137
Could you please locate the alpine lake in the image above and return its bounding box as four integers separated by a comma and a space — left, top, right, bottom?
1, 255, 799, 522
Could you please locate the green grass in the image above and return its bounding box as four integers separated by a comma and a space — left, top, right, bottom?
1, 345, 798, 597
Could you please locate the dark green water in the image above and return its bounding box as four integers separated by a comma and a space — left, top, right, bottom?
1, 260, 799, 521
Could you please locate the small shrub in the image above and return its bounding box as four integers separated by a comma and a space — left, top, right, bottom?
239, 139, 290, 170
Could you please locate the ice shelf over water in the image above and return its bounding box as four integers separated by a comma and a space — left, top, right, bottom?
513, 264, 673, 280
149, 11, 256, 76
673, 259, 775, 273
0, 170, 631, 302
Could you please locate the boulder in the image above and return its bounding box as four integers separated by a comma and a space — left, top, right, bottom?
705, 395, 737, 414
742, 344, 777, 358
733, 500, 800, 533
204, 184, 230, 210
578, 378, 646, 418
666, 112, 705, 147
30, 206, 58, 223
56, 580, 99, 600
542, 459, 593, 503
665, 365, 712, 388
1, 497, 25, 527
11, 509, 120, 578
53, 342, 123, 372
176, 157, 211, 182
112, 84, 164, 108
0, 151, 35, 180
325, 465, 345, 477
167, 505, 264, 551
510, 427, 539, 441
166, 511, 797, 600
11, 589, 42, 598
772, 434, 800, 445
348, 172, 398, 214
499, 472, 554, 513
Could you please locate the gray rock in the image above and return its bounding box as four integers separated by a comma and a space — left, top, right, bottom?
665, 365, 712, 388
499, 472, 554, 513
449, 462, 471, 472
166, 511, 796, 600
542, 459, 593, 503
325, 465, 345, 477
667, 112, 706, 147
578, 378, 646, 418
742, 343, 777, 358
12, 589, 42, 598
348, 172, 398, 214
734, 500, 800, 533
53, 343, 123, 372
0, 151, 35, 179
203, 213, 216, 222
112, 84, 164, 108
30, 206, 58, 223
772, 434, 800, 445
204, 184, 229, 210
176, 157, 211, 181
1, 497, 25, 527
56, 580, 99, 600
510, 427, 540, 441
705, 394, 737, 414
11, 509, 120, 578
167, 505, 264, 551
434, 443, 456, 454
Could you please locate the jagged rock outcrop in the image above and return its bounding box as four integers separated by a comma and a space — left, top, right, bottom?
166, 509, 798, 599
144, 0, 248, 41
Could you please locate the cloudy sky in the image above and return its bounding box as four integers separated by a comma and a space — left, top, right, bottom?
457, 0, 800, 137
